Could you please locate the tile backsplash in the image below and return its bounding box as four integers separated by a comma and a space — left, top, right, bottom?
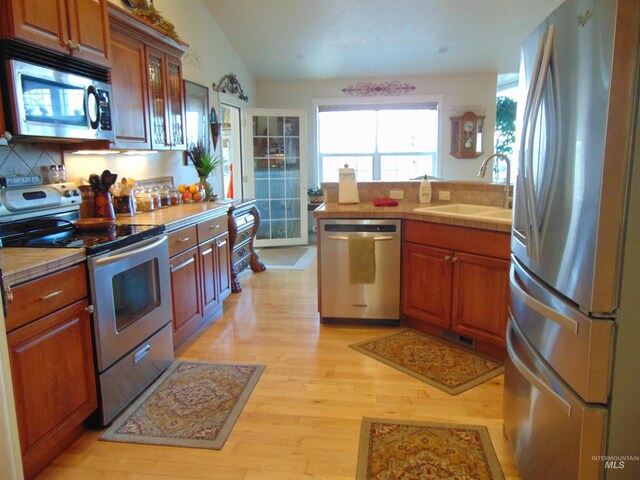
0, 144, 62, 181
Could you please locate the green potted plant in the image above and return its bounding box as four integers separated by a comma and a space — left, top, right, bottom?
186, 142, 221, 201
307, 186, 324, 203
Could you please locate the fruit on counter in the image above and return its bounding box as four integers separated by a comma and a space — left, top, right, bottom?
178, 184, 187, 194
192, 191, 204, 202
181, 190, 192, 202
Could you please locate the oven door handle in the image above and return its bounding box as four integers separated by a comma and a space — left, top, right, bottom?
94, 235, 167, 266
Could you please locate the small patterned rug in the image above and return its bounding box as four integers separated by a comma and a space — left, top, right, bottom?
101, 361, 264, 449
357, 418, 505, 480
350, 329, 503, 394
255, 245, 316, 270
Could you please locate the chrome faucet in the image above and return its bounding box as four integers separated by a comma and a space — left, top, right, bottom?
478, 153, 512, 209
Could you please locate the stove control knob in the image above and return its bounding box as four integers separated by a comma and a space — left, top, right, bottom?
64, 190, 73, 198
73, 189, 80, 196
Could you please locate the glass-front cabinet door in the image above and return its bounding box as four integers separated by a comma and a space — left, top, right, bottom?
246, 109, 307, 247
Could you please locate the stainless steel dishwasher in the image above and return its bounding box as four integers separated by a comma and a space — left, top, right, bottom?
319, 218, 401, 323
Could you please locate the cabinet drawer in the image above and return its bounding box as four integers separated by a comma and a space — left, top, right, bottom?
5, 264, 88, 332
197, 215, 227, 243
168, 225, 198, 257
235, 225, 254, 245
404, 220, 510, 259
232, 243, 252, 264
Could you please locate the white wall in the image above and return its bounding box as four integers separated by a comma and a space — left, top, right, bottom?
65, 0, 256, 193
256, 72, 498, 187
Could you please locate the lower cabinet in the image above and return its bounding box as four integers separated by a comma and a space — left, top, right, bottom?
402, 220, 510, 355
168, 213, 230, 349
5, 264, 96, 480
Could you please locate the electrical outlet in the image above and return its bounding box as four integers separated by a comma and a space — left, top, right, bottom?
389, 190, 404, 200
438, 190, 451, 201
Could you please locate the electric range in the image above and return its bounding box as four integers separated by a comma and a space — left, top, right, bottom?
0, 183, 164, 255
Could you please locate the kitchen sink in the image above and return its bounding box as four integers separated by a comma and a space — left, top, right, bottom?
476, 209, 513, 221
414, 203, 501, 215
413, 203, 512, 224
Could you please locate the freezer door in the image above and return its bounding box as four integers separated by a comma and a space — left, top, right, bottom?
504, 318, 608, 480
512, 0, 638, 315
510, 257, 614, 403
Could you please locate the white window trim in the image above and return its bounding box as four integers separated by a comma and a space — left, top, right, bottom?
311, 95, 444, 182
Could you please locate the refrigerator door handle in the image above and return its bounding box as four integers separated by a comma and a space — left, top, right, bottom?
506, 320, 572, 418
517, 32, 545, 259
510, 266, 578, 334
524, 24, 557, 262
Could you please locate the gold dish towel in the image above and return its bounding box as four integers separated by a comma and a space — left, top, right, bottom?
349, 236, 376, 284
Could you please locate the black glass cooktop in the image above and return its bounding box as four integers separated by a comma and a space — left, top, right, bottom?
0, 212, 164, 256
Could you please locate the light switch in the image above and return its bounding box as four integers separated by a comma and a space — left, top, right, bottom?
438, 191, 451, 201
390, 190, 404, 200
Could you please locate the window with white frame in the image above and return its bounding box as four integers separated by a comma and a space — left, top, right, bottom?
317, 104, 439, 182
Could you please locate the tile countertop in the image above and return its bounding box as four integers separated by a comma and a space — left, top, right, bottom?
313, 201, 513, 233
0, 200, 236, 287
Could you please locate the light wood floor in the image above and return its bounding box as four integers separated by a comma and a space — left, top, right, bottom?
38, 260, 520, 479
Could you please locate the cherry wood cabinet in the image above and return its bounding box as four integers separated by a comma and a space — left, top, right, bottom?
228, 200, 266, 293
168, 213, 230, 349
0, 0, 111, 67
0, 81, 6, 137
109, 28, 150, 149
4, 264, 97, 480
402, 220, 510, 356
108, 3, 187, 150
146, 46, 185, 150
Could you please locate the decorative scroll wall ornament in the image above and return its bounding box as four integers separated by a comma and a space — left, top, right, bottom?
212, 73, 248, 102
342, 81, 416, 97
183, 48, 203, 73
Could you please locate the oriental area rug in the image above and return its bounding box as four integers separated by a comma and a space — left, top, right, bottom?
255, 245, 316, 270
101, 361, 264, 449
356, 418, 505, 480
350, 329, 503, 394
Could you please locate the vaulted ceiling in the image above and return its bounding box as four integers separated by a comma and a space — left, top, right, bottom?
201, 0, 564, 81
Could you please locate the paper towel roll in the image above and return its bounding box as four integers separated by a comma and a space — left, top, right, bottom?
338, 165, 359, 204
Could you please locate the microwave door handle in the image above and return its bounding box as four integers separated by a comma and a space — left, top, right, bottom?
94, 235, 167, 266
86, 85, 100, 130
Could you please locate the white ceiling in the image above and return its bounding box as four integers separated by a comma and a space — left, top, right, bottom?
201, 0, 564, 81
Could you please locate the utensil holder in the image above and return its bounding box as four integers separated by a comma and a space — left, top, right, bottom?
93, 190, 116, 219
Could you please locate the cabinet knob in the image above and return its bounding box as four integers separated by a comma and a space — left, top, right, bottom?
451, 257, 458, 263
178, 237, 190, 243
4, 285, 13, 303
444, 255, 451, 261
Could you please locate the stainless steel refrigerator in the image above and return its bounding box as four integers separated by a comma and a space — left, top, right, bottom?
504, 0, 640, 478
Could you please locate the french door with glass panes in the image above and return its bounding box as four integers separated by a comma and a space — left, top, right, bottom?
245, 109, 307, 246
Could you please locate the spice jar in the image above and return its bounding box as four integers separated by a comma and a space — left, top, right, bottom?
168, 186, 181, 206
134, 190, 154, 212
158, 186, 171, 208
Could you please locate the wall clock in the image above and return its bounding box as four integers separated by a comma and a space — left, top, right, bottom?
450, 111, 485, 159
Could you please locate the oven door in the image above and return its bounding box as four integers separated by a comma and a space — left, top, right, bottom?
88, 235, 172, 372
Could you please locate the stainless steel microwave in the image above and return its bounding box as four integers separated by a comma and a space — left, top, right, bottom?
2, 59, 114, 142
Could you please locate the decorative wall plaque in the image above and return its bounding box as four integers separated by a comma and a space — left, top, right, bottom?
342, 81, 416, 97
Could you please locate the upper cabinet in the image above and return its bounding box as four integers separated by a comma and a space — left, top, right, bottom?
0, 0, 111, 67
108, 3, 187, 150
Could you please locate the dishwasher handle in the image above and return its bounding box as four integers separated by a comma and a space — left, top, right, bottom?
327, 235, 394, 242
